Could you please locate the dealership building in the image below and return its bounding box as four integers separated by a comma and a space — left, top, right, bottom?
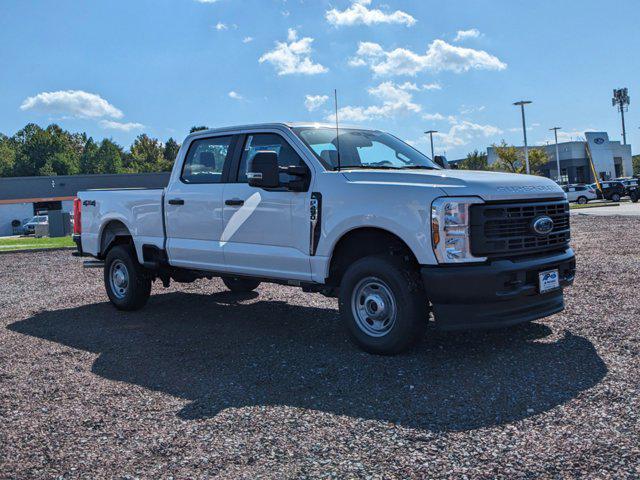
0, 173, 170, 237
487, 132, 634, 184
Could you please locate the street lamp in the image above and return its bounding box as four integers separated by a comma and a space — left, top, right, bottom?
550, 127, 562, 182
424, 130, 438, 160
514, 100, 532, 174
612, 88, 630, 145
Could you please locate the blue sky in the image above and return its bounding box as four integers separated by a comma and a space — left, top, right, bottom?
1, 0, 638, 159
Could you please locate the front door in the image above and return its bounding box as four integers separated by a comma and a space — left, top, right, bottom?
221, 132, 312, 281
165, 134, 237, 271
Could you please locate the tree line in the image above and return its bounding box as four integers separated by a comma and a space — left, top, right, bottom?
0, 123, 209, 177
456, 142, 550, 174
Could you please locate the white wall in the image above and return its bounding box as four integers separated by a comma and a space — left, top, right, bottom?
0, 203, 35, 236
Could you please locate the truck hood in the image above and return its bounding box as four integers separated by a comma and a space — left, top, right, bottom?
341, 169, 565, 202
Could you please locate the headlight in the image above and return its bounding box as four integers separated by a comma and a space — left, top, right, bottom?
431, 197, 486, 264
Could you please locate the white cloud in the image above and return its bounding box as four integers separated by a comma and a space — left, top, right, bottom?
460, 105, 486, 115
242, 36, 254, 43
195, 0, 221, 3
454, 28, 482, 42
326, 0, 416, 27
228, 91, 244, 101
259, 29, 328, 75
436, 120, 503, 147
423, 113, 456, 123
99, 120, 144, 131
350, 39, 507, 76
422, 82, 442, 90
215, 22, 228, 30
327, 81, 421, 122
20, 90, 124, 119
304, 94, 329, 111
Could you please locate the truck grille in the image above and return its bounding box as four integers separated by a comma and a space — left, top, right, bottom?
470, 199, 570, 258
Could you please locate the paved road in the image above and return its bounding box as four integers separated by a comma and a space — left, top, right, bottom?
572, 201, 640, 217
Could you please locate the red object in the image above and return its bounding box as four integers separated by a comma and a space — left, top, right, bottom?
73, 197, 82, 234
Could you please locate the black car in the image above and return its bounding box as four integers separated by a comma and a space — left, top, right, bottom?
590, 181, 626, 202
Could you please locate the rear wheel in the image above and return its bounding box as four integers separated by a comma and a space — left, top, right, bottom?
104, 245, 152, 311
339, 255, 428, 355
631, 192, 639, 203
611, 193, 621, 202
222, 276, 261, 293
577, 196, 588, 205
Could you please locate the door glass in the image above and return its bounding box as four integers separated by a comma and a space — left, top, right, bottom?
181, 136, 233, 184
237, 133, 305, 184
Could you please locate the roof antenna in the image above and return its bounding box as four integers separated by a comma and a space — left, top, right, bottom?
334, 89, 342, 171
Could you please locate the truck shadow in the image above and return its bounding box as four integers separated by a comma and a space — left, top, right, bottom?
9, 291, 606, 432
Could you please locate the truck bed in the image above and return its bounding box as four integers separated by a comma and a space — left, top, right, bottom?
78, 188, 165, 260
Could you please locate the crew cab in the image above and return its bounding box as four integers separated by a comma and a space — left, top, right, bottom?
73, 123, 575, 354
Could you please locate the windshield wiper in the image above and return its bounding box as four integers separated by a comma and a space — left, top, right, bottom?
340, 165, 403, 170
398, 165, 438, 170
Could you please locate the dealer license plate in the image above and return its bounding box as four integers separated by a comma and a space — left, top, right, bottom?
538, 269, 560, 293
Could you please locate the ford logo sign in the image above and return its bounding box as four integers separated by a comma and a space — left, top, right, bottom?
532, 216, 554, 235
594, 138, 605, 144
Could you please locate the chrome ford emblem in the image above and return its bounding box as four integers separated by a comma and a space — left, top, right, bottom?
532, 216, 554, 235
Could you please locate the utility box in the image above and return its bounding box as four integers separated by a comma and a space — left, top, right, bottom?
34, 223, 49, 237
48, 211, 71, 237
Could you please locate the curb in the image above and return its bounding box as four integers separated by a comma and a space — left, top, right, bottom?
0, 246, 76, 255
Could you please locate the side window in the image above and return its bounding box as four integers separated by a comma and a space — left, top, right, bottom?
181, 136, 233, 184
237, 133, 306, 184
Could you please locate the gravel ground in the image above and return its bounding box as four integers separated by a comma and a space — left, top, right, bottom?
1, 215, 639, 479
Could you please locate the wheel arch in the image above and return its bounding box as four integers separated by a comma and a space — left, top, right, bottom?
99, 219, 134, 259
325, 226, 420, 287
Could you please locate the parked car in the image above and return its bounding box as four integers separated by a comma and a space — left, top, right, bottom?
628, 185, 640, 203
616, 178, 640, 196
22, 215, 48, 235
73, 123, 575, 355
562, 185, 597, 204
590, 181, 626, 202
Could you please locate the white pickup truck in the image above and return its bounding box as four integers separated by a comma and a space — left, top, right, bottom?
73, 123, 575, 354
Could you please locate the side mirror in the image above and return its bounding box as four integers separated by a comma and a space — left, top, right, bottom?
434, 155, 449, 169
248, 151, 279, 189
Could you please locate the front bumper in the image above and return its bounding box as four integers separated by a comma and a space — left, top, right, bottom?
421, 248, 575, 330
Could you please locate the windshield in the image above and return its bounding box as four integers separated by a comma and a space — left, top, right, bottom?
293, 127, 439, 171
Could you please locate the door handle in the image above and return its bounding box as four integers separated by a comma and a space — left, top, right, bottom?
225, 198, 244, 206
168, 198, 184, 205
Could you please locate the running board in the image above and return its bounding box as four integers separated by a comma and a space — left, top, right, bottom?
83, 260, 105, 269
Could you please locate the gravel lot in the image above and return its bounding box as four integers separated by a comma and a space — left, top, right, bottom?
1, 215, 639, 479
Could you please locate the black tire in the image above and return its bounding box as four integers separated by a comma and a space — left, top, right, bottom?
577, 196, 588, 205
338, 255, 428, 355
611, 193, 621, 202
104, 244, 152, 311
222, 276, 261, 293
631, 192, 639, 203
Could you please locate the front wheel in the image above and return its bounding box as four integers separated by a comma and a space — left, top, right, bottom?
611, 193, 621, 202
631, 192, 639, 203
577, 196, 588, 205
104, 245, 152, 311
222, 276, 261, 293
339, 255, 428, 355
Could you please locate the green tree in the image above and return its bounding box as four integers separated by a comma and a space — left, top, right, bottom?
128, 134, 166, 172
0, 134, 16, 176
95, 139, 124, 174
80, 138, 100, 174
163, 137, 180, 166
491, 141, 521, 173
458, 150, 488, 170
190, 125, 208, 133
527, 148, 549, 175
11, 123, 81, 176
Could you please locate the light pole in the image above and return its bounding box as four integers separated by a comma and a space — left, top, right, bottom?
424, 130, 438, 160
550, 127, 562, 182
612, 88, 630, 145
514, 100, 532, 174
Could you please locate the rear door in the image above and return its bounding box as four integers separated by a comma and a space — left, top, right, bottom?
165, 134, 238, 270
221, 131, 313, 281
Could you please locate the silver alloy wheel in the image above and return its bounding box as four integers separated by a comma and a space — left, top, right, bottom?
578, 197, 587, 204
351, 276, 397, 337
109, 259, 129, 299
